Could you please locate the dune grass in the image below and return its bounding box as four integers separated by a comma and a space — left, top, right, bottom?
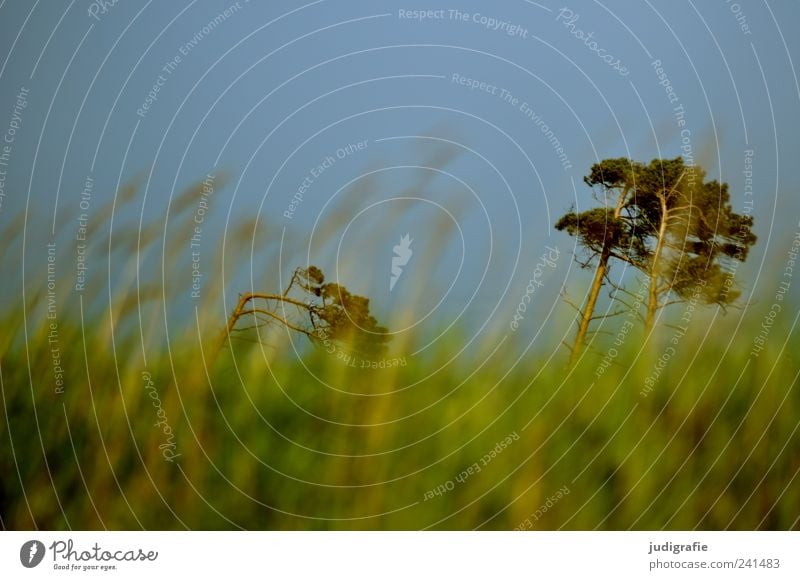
1, 177, 798, 530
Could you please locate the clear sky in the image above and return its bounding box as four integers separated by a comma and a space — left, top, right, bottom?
1, 0, 798, 351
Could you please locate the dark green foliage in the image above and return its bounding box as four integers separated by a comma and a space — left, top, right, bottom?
557, 156, 757, 319
555, 208, 624, 256
296, 266, 391, 357
558, 157, 653, 270
224, 266, 391, 358
583, 157, 639, 190
648, 160, 757, 308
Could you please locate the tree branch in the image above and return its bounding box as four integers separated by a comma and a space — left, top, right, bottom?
238, 308, 315, 337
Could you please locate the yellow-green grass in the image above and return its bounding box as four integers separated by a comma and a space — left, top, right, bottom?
1, 176, 798, 530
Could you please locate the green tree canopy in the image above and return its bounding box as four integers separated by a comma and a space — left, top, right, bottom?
220, 266, 390, 358
556, 156, 756, 363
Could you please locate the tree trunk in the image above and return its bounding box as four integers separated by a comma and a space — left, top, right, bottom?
645, 196, 669, 332
568, 186, 630, 366
214, 293, 251, 360
568, 246, 610, 366
213, 292, 314, 363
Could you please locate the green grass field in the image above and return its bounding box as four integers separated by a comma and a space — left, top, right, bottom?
1, 192, 798, 531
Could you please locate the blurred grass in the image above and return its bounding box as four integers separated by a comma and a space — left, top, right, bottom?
1, 176, 798, 531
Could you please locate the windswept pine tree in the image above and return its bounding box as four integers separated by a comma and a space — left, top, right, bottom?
555, 158, 640, 365
627, 158, 757, 328
219, 265, 390, 358
557, 157, 756, 364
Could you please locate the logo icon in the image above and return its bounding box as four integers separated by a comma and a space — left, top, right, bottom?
390, 234, 413, 292
20, 540, 45, 568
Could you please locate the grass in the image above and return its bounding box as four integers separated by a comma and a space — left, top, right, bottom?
1, 177, 798, 530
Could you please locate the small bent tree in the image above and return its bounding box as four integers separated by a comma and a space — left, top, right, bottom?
557, 157, 756, 366
218, 265, 390, 359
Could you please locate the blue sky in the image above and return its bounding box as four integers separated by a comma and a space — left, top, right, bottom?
1, 0, 798, 351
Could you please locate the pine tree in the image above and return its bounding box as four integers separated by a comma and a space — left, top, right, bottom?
555, 158, 639, 365
556, 157, 756, 364
218, 266, 390, 358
